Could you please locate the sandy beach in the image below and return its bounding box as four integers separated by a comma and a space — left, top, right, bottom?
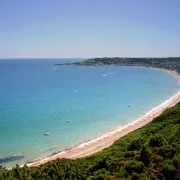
27, 89, 180, 167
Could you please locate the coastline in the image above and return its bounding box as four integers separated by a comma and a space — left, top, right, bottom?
27, 89, 180, 167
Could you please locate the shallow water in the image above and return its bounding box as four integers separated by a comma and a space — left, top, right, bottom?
0, 58, 179, 166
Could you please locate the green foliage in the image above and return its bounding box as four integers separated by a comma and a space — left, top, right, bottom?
140, 145, 149, 166
125, 160, 145, 174
131, 172, 139, 179
173, 153, 180, 168
157, 145, 176, 159
124, 151, 135, 158
139, 173, 151, 180
162, 160, 176, 179
169, 124, 180, 143
89, 174, 105, 180
153, 155, 164, 165
1, 102, 180, 179
128, 138, 144, 151
116, 168, 128, 178
148, 134, 167, 147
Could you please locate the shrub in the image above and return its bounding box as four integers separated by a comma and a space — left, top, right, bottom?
104, 175, 119, 180
88, 162, 99, 173
106, 157, 119, 171
116, 168, 128, 178
169, 124, 180, 143
162, 160, 176, 179
131, 172, 138, 179
158, 146, 176, 159
140, 145, 150, 166
90, 174, 105, 180
93, 168, 107, 176
173, 153, 180, 168
125, 160, 145, 174
148, 134, 167, 147
124, 151, 135, 158
153, 155, 164, 165
139, 173, 151, 180
128, 138, 144, 151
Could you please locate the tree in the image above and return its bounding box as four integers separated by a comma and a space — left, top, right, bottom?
140, 145, 149, 166
148, 134, 167, 147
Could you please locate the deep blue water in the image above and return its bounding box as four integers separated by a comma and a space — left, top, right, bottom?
0, 58, 179, 166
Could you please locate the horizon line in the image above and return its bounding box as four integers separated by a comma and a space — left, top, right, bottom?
0, 56, 180, 59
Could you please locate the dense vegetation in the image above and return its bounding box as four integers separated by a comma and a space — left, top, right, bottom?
56, 57, 180, 74
1, 102, 180, 179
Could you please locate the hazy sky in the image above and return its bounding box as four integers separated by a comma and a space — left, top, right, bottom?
0, 0, 180, 58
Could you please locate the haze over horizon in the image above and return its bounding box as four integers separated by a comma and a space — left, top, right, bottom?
1, 0, 180, 58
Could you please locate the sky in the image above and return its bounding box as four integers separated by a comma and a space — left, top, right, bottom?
0, 0, 180, 58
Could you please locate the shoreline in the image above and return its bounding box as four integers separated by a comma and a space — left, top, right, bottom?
27, 89, 180, 167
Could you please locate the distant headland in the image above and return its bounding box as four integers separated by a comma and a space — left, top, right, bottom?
56, 57, 180, 74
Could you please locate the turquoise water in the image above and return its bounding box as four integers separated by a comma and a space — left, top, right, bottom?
0, 59, 179, 166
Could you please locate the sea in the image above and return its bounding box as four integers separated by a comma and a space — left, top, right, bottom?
0, 58, 179, 167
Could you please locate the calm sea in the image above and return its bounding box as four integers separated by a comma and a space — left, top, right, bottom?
0, 58, 179, 166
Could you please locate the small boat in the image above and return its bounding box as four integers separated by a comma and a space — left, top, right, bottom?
44, 133, 50, 136
51, 67, 57, 71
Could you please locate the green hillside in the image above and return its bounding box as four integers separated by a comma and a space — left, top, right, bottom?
1, 102, 180, 179
56, 57, 180, 74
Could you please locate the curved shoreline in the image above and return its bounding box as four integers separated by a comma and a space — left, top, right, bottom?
26, 89, 180, 167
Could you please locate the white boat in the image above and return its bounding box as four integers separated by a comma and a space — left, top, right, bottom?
44, 132, 50, 136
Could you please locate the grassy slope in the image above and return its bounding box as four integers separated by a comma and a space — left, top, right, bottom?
1, 103, 180, 179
